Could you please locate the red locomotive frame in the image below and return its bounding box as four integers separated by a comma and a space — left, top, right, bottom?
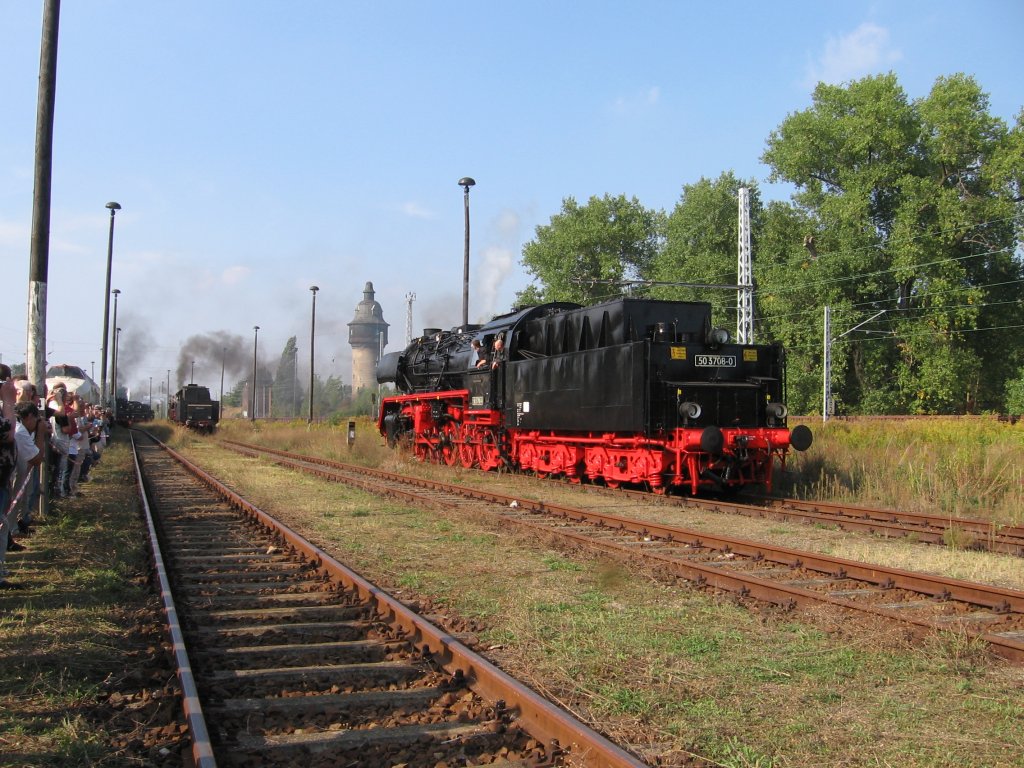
378, 388, 801, 494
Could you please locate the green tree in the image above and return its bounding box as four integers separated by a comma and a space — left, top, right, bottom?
1006, 367, 1024, 415
517, 194, 664, 305
223, 379, 245, 407
649, 172, 762, 320
271, 337, 301, 418
305, 373, 351, 420
762, 73, 1024, 414
753, 201, 835, 414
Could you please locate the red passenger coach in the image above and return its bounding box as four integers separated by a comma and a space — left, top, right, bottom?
377, 299, 811, 494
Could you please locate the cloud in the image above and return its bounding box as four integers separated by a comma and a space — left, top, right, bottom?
222, 265, 250, 285
611, 86, 661, 114
494, 208, 521, 239
400, 201, 435, 219
0, 218, 27, 247
805, 22, 902, 88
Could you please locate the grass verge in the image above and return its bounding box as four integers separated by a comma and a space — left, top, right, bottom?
0, 438, 185, 767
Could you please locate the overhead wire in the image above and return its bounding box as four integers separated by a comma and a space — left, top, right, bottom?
786, 322, 1024, 354
674, 213, 1023, 287
755, 276, 1024, 325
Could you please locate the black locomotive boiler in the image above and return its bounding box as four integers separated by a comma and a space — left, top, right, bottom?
377, 297, 811, 494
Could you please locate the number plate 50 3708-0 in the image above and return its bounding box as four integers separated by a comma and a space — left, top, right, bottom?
695, 354, 736, 367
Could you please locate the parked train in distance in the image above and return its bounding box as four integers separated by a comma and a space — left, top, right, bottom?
169, 384, 220, 433
376, 297, 812, 495
115, 398, 155, 426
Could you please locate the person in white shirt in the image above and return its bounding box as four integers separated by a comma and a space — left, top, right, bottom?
1, 402, 43, 589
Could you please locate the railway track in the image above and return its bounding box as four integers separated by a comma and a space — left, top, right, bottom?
570, 485, 1024, 557
736, 494, 1024, 556
218, 439, 1024, 663
472, 466, 1024, 557
131, 433, 649, 767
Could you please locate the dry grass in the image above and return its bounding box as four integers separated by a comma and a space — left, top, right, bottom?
784, 418, 1024, 526
169, 419, 1024, 768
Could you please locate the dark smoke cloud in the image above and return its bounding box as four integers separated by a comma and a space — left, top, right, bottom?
176, 331, 254, 391
115, 313, 156, 399
115, 322, 153, 378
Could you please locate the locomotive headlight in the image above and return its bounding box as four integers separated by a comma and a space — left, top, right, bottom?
706, 327, 730, 346
766, 402, 788, 421
678, 401, 702, 420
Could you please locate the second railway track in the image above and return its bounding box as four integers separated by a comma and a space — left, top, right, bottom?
218, 439, 1024, 664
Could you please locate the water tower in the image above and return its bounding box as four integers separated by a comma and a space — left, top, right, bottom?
347, 281, 389, 394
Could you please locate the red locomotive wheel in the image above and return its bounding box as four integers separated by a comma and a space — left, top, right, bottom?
439, 422, 461, 466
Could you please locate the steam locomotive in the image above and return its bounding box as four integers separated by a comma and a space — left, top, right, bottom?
376, 297, 811, 494
169, 384, 220, 433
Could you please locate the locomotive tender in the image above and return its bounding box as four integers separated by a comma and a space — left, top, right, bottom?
377, 297, 811, 494
170, 384, 220, 433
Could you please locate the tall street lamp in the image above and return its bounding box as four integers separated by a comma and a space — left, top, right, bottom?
458, 177, 475, 329
251, 325, 260, 422
99, 201, 121, 406
308, 286, 319, 423
109, 289, 120, 402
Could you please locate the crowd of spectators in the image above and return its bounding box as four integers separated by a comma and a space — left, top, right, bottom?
0, 363, 112, 590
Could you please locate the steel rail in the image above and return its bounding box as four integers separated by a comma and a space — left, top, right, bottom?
129, 435, 217, 767
744, 494, 1024, 552
223, 439, 1024, 555
222, 441, 1024, 609
154, 436, 649, 768
219, 440, 1024, 662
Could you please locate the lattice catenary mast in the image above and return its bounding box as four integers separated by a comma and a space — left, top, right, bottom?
737, 187, 754, 344
405, 292, 416, 343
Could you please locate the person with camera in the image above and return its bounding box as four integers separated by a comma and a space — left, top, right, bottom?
47, 385, 71, 498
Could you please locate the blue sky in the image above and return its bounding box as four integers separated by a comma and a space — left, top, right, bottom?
3, 1, 1022, 400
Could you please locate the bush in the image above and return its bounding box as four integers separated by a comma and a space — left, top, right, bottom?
1005, 368, 1024, 415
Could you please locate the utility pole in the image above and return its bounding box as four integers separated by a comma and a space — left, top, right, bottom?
27, 0, 60, 520
736, 187, 754, 345
824, 307, 888, 422
823, 306, 831, 423
26, 0, 60, 394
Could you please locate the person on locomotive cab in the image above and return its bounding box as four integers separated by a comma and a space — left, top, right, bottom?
471, 339, 488, 369
490, 336, 505, 370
